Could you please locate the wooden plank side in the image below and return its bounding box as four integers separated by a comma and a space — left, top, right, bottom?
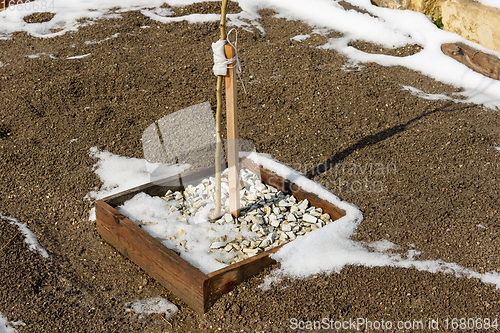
95, 200, 208, 313
205, 245, 283, 310
241, 158, 346, 220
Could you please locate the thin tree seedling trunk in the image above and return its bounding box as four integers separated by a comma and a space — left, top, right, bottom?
213, 0, 229, 219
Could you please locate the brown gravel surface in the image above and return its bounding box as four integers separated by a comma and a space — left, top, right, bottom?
1, 2, 500, 332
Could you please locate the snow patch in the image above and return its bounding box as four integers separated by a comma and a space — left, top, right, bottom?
115, 192, 229, 273
87, 147, 189, 201
125, 297, 178, 319
66, 53, 91, 60
290, 34, 310, 42
476, 0, 500, 10
26, 52, 57, 59
401, 85, 459, 102
0, 213, 49, 259
368, 239, 398, 252
84, 33, 120, 45
86, 147, 189, 222
0, 312, 25, 333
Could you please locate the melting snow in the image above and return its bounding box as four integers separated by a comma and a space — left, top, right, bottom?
0, 213, 49, 259
0, 313, 25, 333
125, 297, 178, 320
0, 0, 498, 108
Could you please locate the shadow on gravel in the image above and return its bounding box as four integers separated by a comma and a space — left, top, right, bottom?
305, 101, 457, 179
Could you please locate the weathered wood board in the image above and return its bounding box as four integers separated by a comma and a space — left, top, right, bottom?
442, 42, 500, 80
95, 158, 346, 313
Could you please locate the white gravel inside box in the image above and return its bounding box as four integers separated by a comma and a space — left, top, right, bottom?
115, 168, 335, 274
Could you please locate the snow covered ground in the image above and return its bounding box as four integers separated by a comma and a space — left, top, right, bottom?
1, 0, 500, 330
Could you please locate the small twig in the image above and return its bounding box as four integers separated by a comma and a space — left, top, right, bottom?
471, 50, 480, 62
158, 313, 172, 327
0, 231, 20, 252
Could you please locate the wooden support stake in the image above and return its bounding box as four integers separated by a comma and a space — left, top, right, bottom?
225, 44, 240, 218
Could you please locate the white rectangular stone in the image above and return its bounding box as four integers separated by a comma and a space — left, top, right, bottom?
224, 213, 234, 223
270, 219, 281, 228
298, 199, 309, 211
210, 241, 227, 249
302, 213, 317, 223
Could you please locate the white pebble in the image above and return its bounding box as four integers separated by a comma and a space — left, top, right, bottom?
243, 248, 262, 255
310, 210, 321, 217
246, 194, 258, 201
266, 232, 278, 243
224, 213, 234, 223
320, 213, 331, 221
260, 239, 270, 248
210, 241, 227, 249
303, 213, 317, 223
251, 216, 264, 225
251, 223, 263, 232
298, 199, 309, 211
278, 200, 292, 207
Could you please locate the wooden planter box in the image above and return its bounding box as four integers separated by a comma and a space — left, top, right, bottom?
95, 158, 346, 313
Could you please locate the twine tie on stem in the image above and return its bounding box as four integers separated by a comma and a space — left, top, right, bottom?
212, 28, 246, 93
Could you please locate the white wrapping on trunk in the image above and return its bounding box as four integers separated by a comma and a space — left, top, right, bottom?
212, 40, 227, 76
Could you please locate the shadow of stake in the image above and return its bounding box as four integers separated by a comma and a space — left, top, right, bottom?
305, 101, 457, 179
